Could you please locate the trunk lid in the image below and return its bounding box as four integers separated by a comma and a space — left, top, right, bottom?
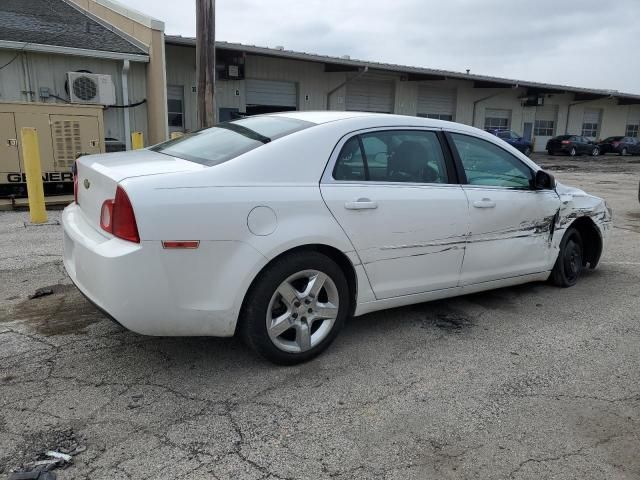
76, 149, 203, 232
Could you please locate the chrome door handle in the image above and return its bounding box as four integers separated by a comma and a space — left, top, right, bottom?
345, 198, 378, 210
473, 198, 496, 208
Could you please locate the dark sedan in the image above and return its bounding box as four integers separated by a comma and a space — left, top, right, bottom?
546, 135, 599, 156
487, 129, 533, 156
598, 136, 640, 156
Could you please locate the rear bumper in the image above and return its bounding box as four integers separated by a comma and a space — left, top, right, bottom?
62, 203, 267, 337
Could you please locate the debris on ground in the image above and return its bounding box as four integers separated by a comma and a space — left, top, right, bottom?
28, 288, 54, 300
7, 428, 86, 480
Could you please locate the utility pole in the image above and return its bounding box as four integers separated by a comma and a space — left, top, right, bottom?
196, 0, 216, 128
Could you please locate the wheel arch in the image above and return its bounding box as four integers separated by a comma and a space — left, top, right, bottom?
567, 216, 603, 269
238, 244, 359, 335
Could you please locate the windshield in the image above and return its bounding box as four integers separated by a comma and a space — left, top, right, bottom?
603, 136, 623, 142
152, 116, 314, 166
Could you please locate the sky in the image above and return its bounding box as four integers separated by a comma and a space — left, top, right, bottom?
130, 0, 640, 94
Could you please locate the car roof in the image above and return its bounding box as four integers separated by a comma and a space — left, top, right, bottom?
258, 110, 469, 130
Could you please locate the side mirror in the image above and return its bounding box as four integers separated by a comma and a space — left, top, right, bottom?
534, 170, 556, 190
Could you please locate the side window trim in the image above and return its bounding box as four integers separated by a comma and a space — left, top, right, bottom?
328, 127, 458, 186
356, 135, 371, 181
444, 131, 534, 190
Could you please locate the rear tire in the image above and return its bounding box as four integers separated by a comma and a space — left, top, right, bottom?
550, 227, 584, 288
569, 147, 577, 157
621, 147, 628, 156
591, 147, 599, 156
240, 251, 350, 365
548, 150, 554, 156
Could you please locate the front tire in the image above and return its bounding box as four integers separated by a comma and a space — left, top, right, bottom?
240, 251, 350, 364
591, 147, 600, 156
550, 227, 584, 287
569, 147, 577, 157
621, 147, 628, 156
524, 147, 532, 156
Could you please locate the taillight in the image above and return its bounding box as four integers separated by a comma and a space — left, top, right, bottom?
100, 186, 140, 243
72, 161, 78, 204
561, 140, 571, 144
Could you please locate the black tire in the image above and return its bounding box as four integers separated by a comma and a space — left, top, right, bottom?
591, 147, 599, 156
621, 147, 627, 156
569, 147, 577, 157
240, 251, 350, 365
524, 147, 532, 156
550, 227, 584, 287
547, 150, 554, 156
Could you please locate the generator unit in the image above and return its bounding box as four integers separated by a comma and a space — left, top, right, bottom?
0, 102, 105, 197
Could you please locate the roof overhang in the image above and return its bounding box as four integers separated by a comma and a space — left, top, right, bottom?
0, 40, 149, 62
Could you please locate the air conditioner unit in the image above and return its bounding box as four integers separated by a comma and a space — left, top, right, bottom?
67, 72, 116, 105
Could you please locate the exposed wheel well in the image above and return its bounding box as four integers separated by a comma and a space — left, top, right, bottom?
568, 217, 603, 269
240, 245, 358, 325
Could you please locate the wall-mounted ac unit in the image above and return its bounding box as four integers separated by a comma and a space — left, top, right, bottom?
67, 72, 116, 105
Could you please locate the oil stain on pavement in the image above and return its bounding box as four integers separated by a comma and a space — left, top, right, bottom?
0, 284, 102, 336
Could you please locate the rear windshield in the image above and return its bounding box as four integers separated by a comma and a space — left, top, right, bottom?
553, 135, 572, 140
152, 116, 314, 166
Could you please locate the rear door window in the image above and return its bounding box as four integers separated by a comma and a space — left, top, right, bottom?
333, 130, 449, 184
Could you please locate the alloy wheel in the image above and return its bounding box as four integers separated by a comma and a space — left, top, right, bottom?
266, 270, 339, 353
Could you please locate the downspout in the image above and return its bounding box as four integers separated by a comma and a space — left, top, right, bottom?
326, 66, 369, 110
122, 60, 132, 150
471, 85, 518, 128
21, 52, 33, 102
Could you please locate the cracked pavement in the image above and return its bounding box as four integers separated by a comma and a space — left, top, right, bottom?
1, 154, 639, 479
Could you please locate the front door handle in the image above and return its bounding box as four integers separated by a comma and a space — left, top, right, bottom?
345, 198, 378, 210
473, 198, 496, 208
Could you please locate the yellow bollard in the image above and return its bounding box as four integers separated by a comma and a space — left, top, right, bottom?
131, 131, 144, 150
20, 127, 48, 224
170, 131, 184, 140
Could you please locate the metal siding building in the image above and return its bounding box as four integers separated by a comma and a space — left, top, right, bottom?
164, 35, 640, 152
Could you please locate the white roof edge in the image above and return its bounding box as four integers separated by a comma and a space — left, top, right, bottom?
165, 35, 640, 100
0, 40, 150, 62
93, 0, 165, 31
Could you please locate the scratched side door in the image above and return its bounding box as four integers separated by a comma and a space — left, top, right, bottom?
321, 128, 470, 300
446, 132, 561, 285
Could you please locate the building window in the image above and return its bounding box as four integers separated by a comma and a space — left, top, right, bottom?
167, 85, 185, 131
581, 122, 599, 138
484, 117, 510, 130
419, 113, 454, 121
534, 120, 554, 137
625, 124, 639, 138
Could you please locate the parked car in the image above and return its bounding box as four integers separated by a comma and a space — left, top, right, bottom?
598, 136, 640, 156
62, 112, 612, 364
546, 135, 600, 156
487, 129, 533, 156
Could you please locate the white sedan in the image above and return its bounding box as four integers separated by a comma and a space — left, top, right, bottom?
62, 112, 612, 364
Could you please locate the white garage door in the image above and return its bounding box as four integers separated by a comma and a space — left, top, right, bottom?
417, 86, 456, 120
582, 108, 602, 139
533, 105, 558, 152
484, 109, 511, 130
346, 79, 394, 113
627, 108, 640, 137
245, 79, 297, 107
